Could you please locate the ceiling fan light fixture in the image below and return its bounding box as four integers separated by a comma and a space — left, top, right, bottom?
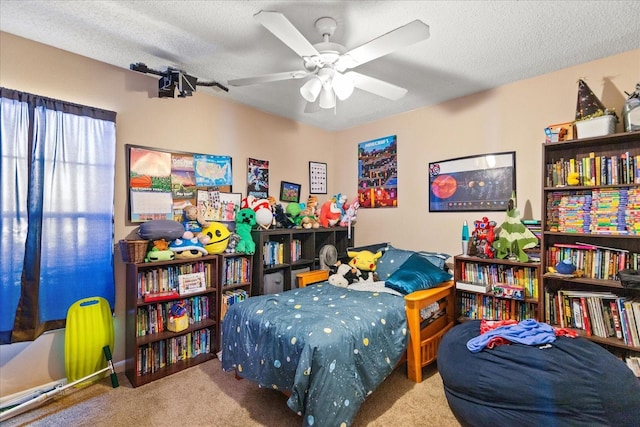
300, 77, 323, 102
319, 86, 336, 109
331, 72, 354, 101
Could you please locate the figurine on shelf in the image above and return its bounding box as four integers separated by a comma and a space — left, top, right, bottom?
471, 217, 497, 259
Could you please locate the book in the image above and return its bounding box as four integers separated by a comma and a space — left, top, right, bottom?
623, 300, 639, 347
610, 300, 623, 339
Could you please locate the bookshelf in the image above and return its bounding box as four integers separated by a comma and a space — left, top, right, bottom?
541, 131, 640, 370
251, 226, 354, 295
218, 252, 252, 324
454, 255, 542, 321
125, 255, 219, 388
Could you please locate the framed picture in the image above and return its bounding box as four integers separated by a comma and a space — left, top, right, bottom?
309, 161, 327, 194
280, 181, 301, 203
428, 151, 516, 212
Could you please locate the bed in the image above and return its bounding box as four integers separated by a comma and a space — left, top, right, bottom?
221, 248, 454, 427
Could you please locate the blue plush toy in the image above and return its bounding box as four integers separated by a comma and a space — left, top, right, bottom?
235, 208, 257, 255
555, 259, 576, 275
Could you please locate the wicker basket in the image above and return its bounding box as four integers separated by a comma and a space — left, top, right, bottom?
119, 239, 149, 264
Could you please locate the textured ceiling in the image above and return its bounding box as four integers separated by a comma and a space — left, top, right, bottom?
1, 1, 639, 131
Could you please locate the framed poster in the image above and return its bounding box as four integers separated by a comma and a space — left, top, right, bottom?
357, 135, 398, 208
309, 161, 327, 194
280, 181, 301, 203
428, 151, 516, 212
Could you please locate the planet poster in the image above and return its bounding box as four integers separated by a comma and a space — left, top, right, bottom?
428, 152, 516, 212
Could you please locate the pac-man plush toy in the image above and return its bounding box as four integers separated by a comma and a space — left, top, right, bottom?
200, 222, 231, 254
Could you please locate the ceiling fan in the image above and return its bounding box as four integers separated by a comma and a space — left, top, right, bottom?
228, 11, 430, 112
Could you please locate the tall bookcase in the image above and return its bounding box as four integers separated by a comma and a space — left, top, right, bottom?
218, 252, 252, 324
125, 255, 219, 388
454, 255, 542, 321
541, 131, 640, 365
251, 226, 354, 296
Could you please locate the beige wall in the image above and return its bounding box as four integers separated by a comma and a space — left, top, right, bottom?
1, 30, 638, 397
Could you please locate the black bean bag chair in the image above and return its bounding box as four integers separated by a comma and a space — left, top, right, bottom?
437, 320, 640, 427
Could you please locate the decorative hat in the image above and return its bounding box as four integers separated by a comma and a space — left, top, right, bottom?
575, 79, 607, 121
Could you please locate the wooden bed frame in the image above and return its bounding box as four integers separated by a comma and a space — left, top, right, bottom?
296, 270, 455, 383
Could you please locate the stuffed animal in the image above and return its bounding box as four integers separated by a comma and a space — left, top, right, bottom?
253, 198, 273, 230
182, 205, 209, 238
200, 222, 231, 254
299, 204, 320, 229
339, 197, 359, 227
319, 198, 342, 228
235, 208, 256, 254
169, 234, 208, 259
492, 197, 538, 262
347, 249, 382, 282
285, 202, 304, 227
274, 203, 295, 228
146, 239, 175, 262
328, 261, 362, 287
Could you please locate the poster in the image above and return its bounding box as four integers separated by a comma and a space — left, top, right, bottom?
247, 157, 269, 199
357, 135, 398, 208
129, 147, 173, 221
127, 145, 233, 223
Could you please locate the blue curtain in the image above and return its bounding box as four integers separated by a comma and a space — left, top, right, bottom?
0, 88, 116, 344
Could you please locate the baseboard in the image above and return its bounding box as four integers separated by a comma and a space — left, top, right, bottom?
0, 359, 125, 410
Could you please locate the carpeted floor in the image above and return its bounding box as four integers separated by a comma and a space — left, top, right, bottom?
2, 359, 460, 426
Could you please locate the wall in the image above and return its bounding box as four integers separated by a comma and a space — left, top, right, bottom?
336, 50, 639, 258
1, 30, 638, 397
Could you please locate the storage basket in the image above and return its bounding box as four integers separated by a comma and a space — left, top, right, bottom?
119, 239, 149, 263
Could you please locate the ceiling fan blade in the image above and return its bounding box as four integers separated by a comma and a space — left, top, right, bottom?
254, 10, 320, 59
346, 71, 408, 100
335, 20, 430, 70
228, 70, 309, 86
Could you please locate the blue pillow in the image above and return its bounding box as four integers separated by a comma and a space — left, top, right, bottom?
417, 251, 450, 270
375, 245, 414, 280
385, 253, 453, 295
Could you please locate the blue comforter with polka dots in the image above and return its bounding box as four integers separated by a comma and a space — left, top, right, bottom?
221, 282, 408, 427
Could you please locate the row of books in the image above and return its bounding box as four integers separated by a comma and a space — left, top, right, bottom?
545, 188, 639, 235
136, 296, 210, 337
544, 288, 640, 348
136, 262, 212, 297
222, 256, 251, 286
263, 239, 306, 266
262, 241, 285, 266
457, 262, 539, 298
458, 291, 538, 321
220, 289, 248, 321
546, 242, 639, 281
136, 329, 211, 376
545, 151, 640, 187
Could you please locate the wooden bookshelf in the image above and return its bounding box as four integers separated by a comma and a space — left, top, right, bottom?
453, 255, 542, 322
540, 131, 640, 363
125, 255, 219, 388
251, 226, 354, 295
